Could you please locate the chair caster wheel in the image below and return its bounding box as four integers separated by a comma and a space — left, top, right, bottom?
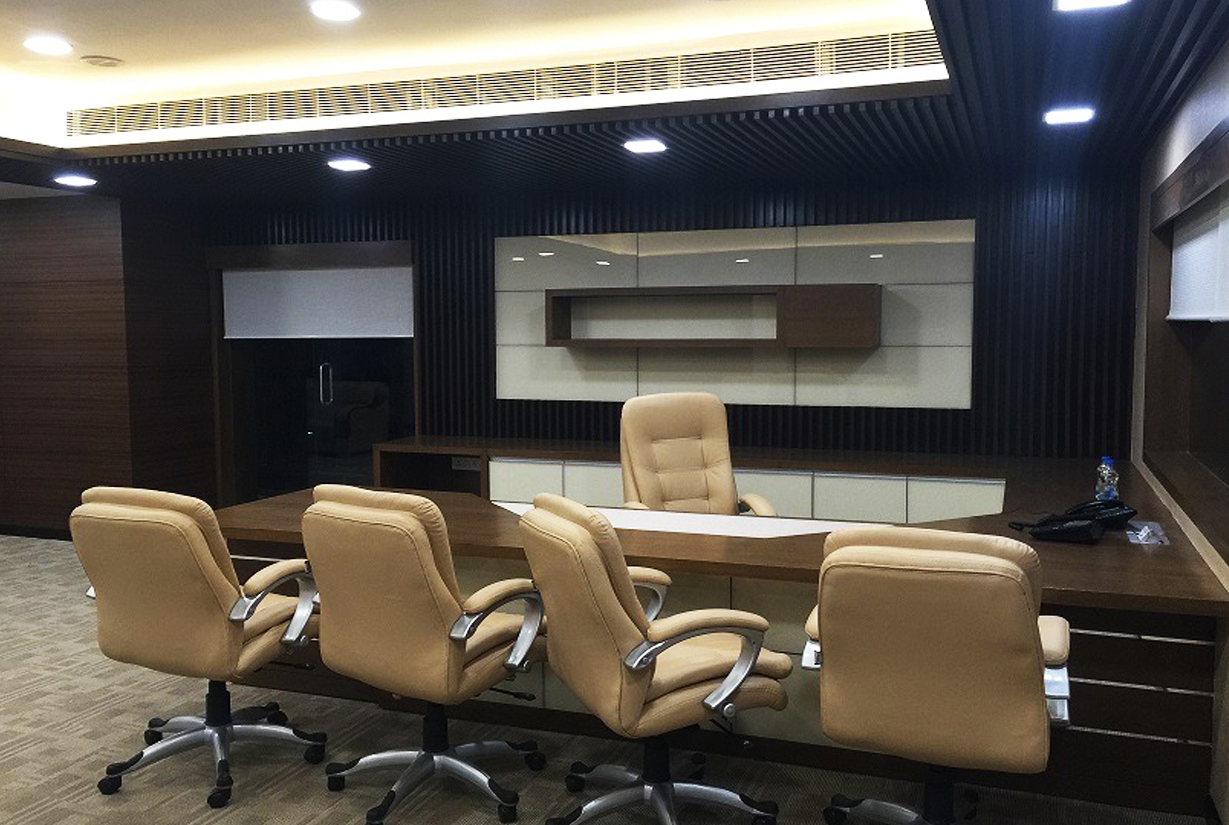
207, 788, 231, 808
143, 729, 163, 745
304, 744, 326, 764
498, 803, 518, 823
268, 710, 289, 726
97, 775, 122, 795
327, 775, 346, 792
564, 774, 585, 792
823, 807, 847, 825
524, 751, 547, 771
147, 717, 167, 729
831, 794, 861, 808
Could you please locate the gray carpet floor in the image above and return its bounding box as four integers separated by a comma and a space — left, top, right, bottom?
0, 533, 1209, 825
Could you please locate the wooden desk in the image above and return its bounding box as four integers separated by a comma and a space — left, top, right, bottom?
216, 460, 1228, 815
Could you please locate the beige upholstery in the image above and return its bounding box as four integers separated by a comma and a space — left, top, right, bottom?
70, 487, 312, 682
302, 485, 544, 705
620, 392, 776, 516
520, 493, 790, 739
816, 526, 1062, 775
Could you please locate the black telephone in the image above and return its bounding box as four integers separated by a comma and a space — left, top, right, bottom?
1009, 499, 1136, 544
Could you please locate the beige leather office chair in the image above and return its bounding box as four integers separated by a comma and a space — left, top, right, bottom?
519, 493, 792, 825
801, 526, 1071, 825
301, 485, 548, 825
69, 487, 326, 809
620, 391, 776, 516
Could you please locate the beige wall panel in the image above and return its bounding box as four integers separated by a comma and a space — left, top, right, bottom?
496, 345, 637, 401
495, 234, 637, 292
881, 284, 974, 346
796, 241, 974, 286
495, 291, 547, 346
795, 346, 972, 409
453, 556, 534, 598
655, 572, 732, 617
812, 472, 907, 523
906, 477, 1006, 524
638, 227, 795, 287
637, 348, 795, 405
570, 294, 777, 341
734, 655, 834, 745
732, 469, 813, 518
562, 461, 625, 508
731, 578, 815, 655
488, 457, 563, 503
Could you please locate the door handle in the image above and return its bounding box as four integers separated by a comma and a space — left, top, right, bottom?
319, 362, 334, 405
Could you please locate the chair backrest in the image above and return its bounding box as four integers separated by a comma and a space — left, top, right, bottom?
519, 494, 652, 734
620, 391, 739, 514
70, 487, 244, 680
301, 485, 466, 703
817, 527, 1050, 774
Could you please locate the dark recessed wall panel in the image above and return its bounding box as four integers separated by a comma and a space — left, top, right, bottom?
207, 172, 1137, 458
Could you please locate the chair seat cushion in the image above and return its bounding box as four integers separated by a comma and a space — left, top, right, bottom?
646, 633, 792, 702
243, 594, 299, 641
464, 612, 524, 664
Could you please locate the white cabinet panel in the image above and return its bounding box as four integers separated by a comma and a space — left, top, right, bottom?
907, 477, 1006, 524
637, 227, 795, 287
496, 345, 637, 401
796, 241, 974, 286
495, 235, 637, 292
812, 472, 906, 523
563, 461, 625, 508
488, 458, 563, 503
795, 346, 972, 409
731, 578, 815, 654
881, 284, 974, 346
733, 469, 813, 518
638, 348, 795, 405
796, 220, 975, 247
495, 291, 546, 345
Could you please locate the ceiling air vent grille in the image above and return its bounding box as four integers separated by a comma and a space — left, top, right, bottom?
65, 29, 942, 137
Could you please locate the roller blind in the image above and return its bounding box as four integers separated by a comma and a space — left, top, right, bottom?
1170, 188, 1229, 321
223, 267, 413, 339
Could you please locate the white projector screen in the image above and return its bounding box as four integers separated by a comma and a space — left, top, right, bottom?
223, 267, 414, 339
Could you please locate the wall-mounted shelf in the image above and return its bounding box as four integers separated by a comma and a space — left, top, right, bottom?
544, 284, 880, 348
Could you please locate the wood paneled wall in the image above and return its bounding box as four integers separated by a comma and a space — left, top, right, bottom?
207, 172, 1138, 458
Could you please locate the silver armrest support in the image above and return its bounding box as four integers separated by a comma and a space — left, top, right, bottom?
449, 591, 544, 673
227, 573, 319, 647
625, 626, 765, 719
635, 582, 668, 621
801, 639, 823, 670
1045, 665, 1070, 727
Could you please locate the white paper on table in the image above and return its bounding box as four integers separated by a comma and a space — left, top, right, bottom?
494, 501, 882, 539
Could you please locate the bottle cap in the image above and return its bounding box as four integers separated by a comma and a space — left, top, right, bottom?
1101, 455, 1114, 465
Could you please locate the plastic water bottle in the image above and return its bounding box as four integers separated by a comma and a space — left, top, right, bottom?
1095, 456, 1119, 501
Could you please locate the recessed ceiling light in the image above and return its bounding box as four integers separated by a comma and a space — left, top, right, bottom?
1044, 107, 1095, 125
54, 174, 97, 187
23, 35, 72, 56
595, 260, 611, 266
511, 256, 525, 262
735, 258, 750, 264
310, 0, 362, 21
624, 138, 667, 154
1054, 0, 1129, 10
327, 158, 370, 171
869, 253, 885, 259
538, 251, 555, 257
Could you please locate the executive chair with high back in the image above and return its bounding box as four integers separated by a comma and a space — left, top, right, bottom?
620, 391, 777, 516
519, 493, 793, 825
801, 526, 1071, 825
69, 487, 326, 809
301, 484, 548, 824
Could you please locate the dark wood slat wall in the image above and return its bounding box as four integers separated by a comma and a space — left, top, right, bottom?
207, 171, 1138, 458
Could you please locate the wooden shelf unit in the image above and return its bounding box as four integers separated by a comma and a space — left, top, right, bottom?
544, 284, 880, 348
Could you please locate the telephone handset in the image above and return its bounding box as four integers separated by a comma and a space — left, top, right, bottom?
1008, 499, 1136, 544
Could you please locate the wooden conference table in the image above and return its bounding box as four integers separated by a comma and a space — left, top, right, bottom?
215, 458, 1229, 815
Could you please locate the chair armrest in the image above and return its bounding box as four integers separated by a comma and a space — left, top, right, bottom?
1039, 615, 1070, 666
229, 559, 317, 647
802, 606, 822, 670
738, 493, 777, 517
627, 608, 770, 719
624, 501, 651, 510
450, 578, 543, 673
629, 566, 672, 621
